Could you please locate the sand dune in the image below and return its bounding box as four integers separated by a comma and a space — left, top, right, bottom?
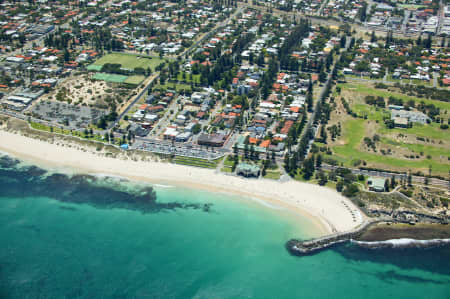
0, 130, 365, 235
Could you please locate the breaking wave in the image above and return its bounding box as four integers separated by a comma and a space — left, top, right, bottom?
352, 238, 450, 249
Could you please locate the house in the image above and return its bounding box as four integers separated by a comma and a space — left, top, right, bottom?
343, 68, 353, 74
236, 163, 260, 177
130, 123, 150, 137
175, 131, 192, 142
144, 114, 158, 122
163, 126, 179, 140
133, 110, 145, 120
391, 110, 429, 125
367, 177, 386, 192
393, 117, 409, 128
146, 95, 156, 104
147, 105, 164, 113
197, 133, 227, 147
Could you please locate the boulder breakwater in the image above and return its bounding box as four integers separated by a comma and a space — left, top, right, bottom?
286, 220, 450, 256
286, 221, 376, 256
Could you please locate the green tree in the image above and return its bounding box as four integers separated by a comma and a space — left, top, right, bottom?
384, 180, 390, 192
316, 154, 322, 168
336, 180, 344, 192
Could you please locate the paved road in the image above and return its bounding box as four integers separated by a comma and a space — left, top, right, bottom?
321, 164, 449, 188
437, 0, 444, 35
346, 76, 448, 90
298, 36, 350, 158
109, 73, 160, 129
180, 7, 243, 59
147, 96, 179, 138
236, 1, 420, 38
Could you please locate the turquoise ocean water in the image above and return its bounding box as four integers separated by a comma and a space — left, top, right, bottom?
0, 154, 449, 298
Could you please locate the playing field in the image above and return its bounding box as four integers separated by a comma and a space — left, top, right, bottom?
92, 73, 128, 83
320, 83, 450, 175
124, 75, 145, 85
90, 53, 164, 70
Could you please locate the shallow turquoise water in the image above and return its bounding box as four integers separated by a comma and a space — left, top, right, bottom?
0, 155, 449, 298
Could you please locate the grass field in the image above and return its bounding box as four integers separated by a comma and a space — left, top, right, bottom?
124, 75, 145, 85
92, 73, 128, 83
91, 53, 164, 70
351, 104, 390, 122
30, 122, 107, 143
327, 119, 449, 174
339, 83, 450, 111
155, 82, 192, 92
173, 156, 218, 168
398, 4, 426, 9
380, 137, 450, 159
263, 170, 281, 180
327, 83, 450, 175
378, 122, 450, 141
176, 72, 201, 84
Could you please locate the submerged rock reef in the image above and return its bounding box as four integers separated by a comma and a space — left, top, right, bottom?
0, 155, 212, 213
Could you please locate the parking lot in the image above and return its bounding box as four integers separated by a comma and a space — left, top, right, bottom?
132, 139, 224, 160
30, 101, 106, 129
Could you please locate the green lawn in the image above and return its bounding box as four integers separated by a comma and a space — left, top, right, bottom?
155, 82, 191, 92
176, 72, 201, 83
263, 170, 281, 180
340, 83, 450, 111
352, 104, 390, 122
30, 122, 105, 143
378, 122, 450, 141
344, 74, 372, 80
410, 79, 432, 87
398, 4, 426, 9
173, 156, 218, 168
124, 75, 145, 85
221, 166, 233, 173
330, 119, 449, 174
381, 137, 450, 159
385, 75, 403, 84
91, 53, 164, 70
92, 72, 128, 83
349, 97, 449, 141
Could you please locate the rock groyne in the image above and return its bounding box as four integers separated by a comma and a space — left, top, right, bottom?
286, 220, 450, 256
286, 221, 376, 256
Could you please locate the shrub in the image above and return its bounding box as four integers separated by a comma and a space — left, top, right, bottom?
336, 181, 344, 192
400, 189, 413, 198
343, 183, 359, 197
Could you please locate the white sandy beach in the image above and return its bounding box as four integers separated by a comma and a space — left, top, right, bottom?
0, 130, 365, 235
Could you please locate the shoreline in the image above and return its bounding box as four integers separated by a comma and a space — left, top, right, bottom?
0, 129, 366, 236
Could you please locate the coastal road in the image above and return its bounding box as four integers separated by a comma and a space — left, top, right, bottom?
320, 164, 450, 188
296, 36, 351, 158
108, 73, 160, 130
345, 76, 448, 91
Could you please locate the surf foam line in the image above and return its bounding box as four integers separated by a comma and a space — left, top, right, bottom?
153, 184, 175, 189
351, 238, 450, 249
